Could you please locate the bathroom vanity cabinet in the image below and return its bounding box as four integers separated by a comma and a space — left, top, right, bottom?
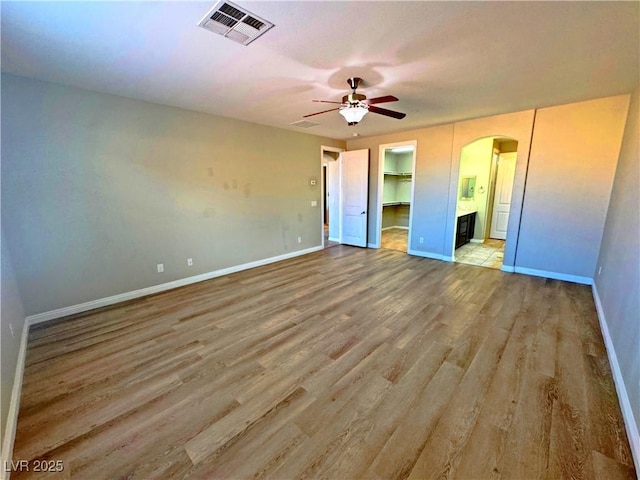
456, 212, 476, 249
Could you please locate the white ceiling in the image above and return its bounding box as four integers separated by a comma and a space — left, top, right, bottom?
2, 1, 638, 140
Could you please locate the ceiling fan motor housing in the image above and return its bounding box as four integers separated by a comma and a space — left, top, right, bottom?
342, 92, 367, 104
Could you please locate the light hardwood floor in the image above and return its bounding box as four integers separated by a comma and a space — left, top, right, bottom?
11, 246, 636, 479
381, 228, 408, 252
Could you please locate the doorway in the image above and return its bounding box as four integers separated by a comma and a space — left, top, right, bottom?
453, 137, 518, 269
375, 141, 417, 252
321, 146, 343, 249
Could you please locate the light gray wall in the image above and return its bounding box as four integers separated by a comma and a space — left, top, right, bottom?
349, 110, 537, 262
1, 74, 344, 315
595, 88, 639, 435
516, 95, 630, 279
1, 233, 26, 446
350, 124, 455, 256
348, 96, 629, 278
445, 110, 536, 266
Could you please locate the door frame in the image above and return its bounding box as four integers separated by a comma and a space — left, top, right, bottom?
374, 140, 418, 249
320, 145, 344, 248
485, 148, 501, 240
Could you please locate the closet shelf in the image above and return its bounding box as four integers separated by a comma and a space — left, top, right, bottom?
383, 201, 411, 206
383, 171, 412, 176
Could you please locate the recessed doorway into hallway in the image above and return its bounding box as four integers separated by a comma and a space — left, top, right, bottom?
321, 145, 343, 249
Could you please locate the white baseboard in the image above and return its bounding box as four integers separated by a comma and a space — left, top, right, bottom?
407, 249, 444, 261
9, 248, 636, 477
592, 284, 640, 474
424, 259, 589, 285
1, 320, 30, 480
382, 226, 409, 231
513, 266, 593, 285
3, 245, 323, 474
367, 243, 379, 249
470, 238, 485, 243
328, 237, 339, 243
26, 246, 323, 325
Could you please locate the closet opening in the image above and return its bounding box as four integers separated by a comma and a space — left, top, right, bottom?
374, 141, 417, 252
453, 137, 518, 269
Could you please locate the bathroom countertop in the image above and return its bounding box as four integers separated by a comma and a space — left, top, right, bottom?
456, 205, 477, 217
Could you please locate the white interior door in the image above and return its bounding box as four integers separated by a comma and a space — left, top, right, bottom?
490, 152, 517, 239
340, 149, 369, 247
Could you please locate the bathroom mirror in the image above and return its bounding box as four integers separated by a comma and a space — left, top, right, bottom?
459, 176, 476, 200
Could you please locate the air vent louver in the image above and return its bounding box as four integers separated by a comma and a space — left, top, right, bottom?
290, 120, 320, 129
198, 1, 274, 46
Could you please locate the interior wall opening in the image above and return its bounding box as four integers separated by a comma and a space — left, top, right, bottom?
453, 137, 518, 269
321, 147, 341, 249
377, 142, 417, 253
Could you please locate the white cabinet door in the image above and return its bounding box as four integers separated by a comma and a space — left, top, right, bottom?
340, 149, 369, 247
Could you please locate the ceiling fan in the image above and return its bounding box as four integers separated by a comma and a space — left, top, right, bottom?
304, 77, 406, 126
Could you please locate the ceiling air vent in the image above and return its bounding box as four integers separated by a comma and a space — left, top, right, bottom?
198, 1, 274, 46
290, 120, 320, 129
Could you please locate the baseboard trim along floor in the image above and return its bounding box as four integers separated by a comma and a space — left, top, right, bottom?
26, 246, 324, 326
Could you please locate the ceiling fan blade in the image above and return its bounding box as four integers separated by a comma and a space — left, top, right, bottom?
312, 100, 343, 104
366, 95, 399, 105
369, 105, 406, 119
303, 107, 340, 118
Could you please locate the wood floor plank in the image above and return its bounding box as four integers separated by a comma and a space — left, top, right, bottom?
14, 373, 184, 462
407, 326, 511, 480
271, 372, 393, 479
10, 245, 635, 480
189, 390, 314, 479
368, 360, 465, 479
183, 352, 329, 464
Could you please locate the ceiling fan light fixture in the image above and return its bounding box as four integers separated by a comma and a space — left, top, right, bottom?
303, 77, 404, 125
339, 104, 369, 125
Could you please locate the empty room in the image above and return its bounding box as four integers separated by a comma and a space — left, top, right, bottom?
1, 1, 638, 479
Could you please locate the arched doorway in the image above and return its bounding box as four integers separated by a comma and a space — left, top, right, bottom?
452, 136, 518, 269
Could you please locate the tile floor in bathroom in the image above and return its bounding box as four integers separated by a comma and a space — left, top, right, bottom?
455, 238, 505, 269
379, 228, 505, 270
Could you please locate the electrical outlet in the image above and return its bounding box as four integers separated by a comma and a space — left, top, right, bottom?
419, 237, 424, 244
311, 200, 317, 207
297, 236, 302, 243
157, 263, 164, 273
187, 258, 193, 266
598, 266, 602, 276
9, 323, 14, 338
